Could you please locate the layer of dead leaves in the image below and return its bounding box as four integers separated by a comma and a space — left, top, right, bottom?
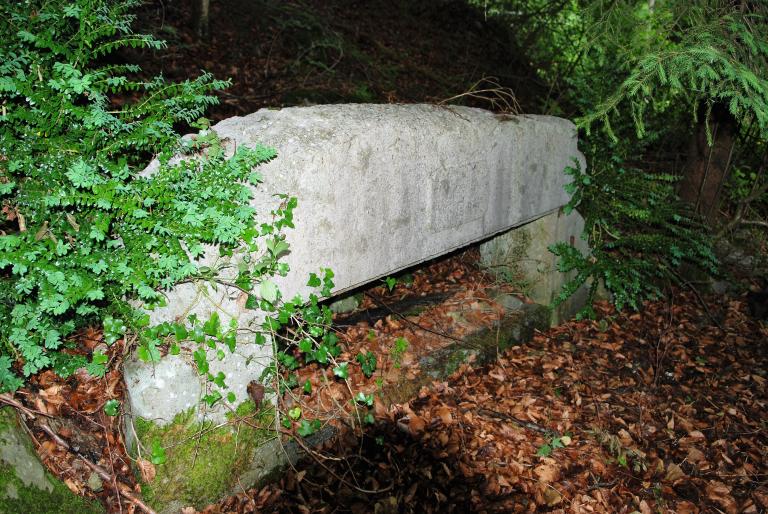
207, 289, 767, 513
278, 249, 517, 430
7, 330, 142, 513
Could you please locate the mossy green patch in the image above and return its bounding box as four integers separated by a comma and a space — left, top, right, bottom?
0, 408, 104, 514
132, 402, 278, 511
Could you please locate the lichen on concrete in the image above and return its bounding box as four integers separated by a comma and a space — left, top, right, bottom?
0, 407, 103, 514
132, 401, 279, 512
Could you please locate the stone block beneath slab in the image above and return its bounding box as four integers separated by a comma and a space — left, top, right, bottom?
479, 208, 589, 324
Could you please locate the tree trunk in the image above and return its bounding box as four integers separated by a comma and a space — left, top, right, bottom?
193, 0, 210, 41
678, 102, 738, 221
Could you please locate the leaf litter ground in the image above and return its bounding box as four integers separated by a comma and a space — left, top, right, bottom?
7, 249, 768, 513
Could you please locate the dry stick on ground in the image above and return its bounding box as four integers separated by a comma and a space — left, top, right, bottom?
652, 292, 676, 388
671, 270, 725, 331
473, 407, 549, 434
0, 393, 157, 514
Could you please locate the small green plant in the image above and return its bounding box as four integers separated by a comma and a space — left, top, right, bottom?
536, 433, 571, 457
0, 0, 278, 390
356, 351, 377, 378
103, 399, 120, 416
297, 419, 322, 437
588, 428, 648, 473
390, 337, 409, 369
550, 161, 717, 318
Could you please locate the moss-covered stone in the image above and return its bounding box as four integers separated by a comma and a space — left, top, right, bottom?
0, 407, 104, 514
132, 401, 281, 512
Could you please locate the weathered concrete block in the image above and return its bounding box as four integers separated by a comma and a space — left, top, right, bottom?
123, 104, 585, 510
146, 105, 583, 327
480, 208, 588, 324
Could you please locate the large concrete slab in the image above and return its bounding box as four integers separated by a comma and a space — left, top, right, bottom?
149, 105, 582, 326
123, 104, 585, 510
127, 104, 583, 419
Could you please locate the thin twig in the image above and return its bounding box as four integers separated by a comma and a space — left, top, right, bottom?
278, 428, 395, 495
671, 272, 724, 331
475, 407, 549, 434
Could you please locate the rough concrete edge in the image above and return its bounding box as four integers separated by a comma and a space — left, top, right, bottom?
0, 407, 104, 514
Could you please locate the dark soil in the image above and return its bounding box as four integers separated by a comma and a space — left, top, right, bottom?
126, 0, 540, 121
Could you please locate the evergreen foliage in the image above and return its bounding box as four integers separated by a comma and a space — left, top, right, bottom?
0, 0, 278, 391
581, 2, 768, 143
550, 162, 717, 318
476, 0, 768, 316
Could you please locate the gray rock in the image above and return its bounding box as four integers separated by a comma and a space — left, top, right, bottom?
492, 293, 525, 311
480, 208, 589, 324
329, 295, 361, 314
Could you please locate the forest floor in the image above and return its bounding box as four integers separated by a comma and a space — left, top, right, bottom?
216, 262, 768, 514
11, 248, 768, 513
6, 1, 767, 513
122, 0, 542, 121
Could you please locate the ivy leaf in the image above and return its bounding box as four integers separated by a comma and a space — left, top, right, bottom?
297, 419, 321, 437
213, 371, 227, 388
174, 324, 188, 342
103, 399, 120, 416
203, 312, 221, 337
355, 392, 374, 407
103, 317, 126, 345
298, 338, 313, 353
203, 390, 222, 407
333, 362, 349, 380
260, 280, 279, 304
137, 344, 161, 363
307, 273, 321, 288
536, 444, 553, 457
193, 348, 209, 374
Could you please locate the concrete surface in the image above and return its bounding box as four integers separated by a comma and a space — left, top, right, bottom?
480, 207, 589, 324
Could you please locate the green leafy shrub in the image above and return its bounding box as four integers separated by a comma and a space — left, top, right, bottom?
473, 1, 768, 316
0, 0, 281, 391
550, 161, 717, 318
